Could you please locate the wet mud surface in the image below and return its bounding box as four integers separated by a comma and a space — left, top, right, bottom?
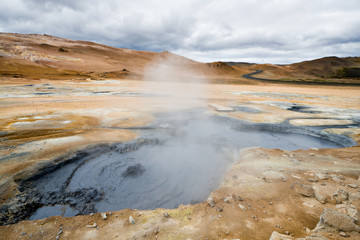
0, 110, 356, 225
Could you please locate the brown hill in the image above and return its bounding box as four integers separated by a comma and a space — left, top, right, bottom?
290, 56, 360, 78
1, 33, 359, 84
252, 56, 360, 84
0, 33, 240, 81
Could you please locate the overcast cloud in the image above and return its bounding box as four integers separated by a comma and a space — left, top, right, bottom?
0, 0, 359, 63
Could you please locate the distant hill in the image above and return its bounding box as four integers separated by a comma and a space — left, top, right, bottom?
0, 33, 239, 81
242, 56, 360, 84
0, 33, 359, 84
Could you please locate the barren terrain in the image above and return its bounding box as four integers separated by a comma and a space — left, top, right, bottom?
0, 33, 360, 240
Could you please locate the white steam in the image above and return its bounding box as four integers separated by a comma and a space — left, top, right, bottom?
141, 52, 207, 112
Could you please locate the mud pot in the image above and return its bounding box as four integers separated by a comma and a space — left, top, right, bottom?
0, 109, 357, 225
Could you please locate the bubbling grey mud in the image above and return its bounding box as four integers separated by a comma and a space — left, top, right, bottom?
0, 111, 356, 225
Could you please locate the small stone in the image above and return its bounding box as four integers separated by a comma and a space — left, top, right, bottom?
86, 223, 97, 228
154, 228, 159, 234
315, 172, 328, 180
291, 182, 315, 197
285, 231, 290, 235
313, 188, 327, 204
235, 195, 244, 201
129, 216, 135, 224
339, 190, 349, 201
20, 233, 26, 236
268, 201, 273, 205
90, 213, 94, 216
207, 197, 215, 207
163, 212, 170, 218
216, 207, 223, 212
339, 231, 348, 237
224, 196, 232, 203
269, 231, 293, 240
101, 212, 107, 220
302, 202, 315, 208
225, 231, 229, 235
238, 204, 246, 210
331, 175, 345, 183
187, 216, 192, 220
308, 178, 318, 183
348, 183, 358, 189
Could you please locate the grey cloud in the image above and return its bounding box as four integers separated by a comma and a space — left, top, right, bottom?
0, 0, 359, 63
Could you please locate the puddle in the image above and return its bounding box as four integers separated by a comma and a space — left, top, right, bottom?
29, 205, 78, 220
16, 111, 353, 222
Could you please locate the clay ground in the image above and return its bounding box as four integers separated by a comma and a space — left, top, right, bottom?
0, 78, 360, 240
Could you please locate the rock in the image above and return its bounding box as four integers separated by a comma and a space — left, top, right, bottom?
332, 190, 349, 204
313, 187, 327, 204
308, 178, 318, 183
207, 197, 215, 207
348, 183, 358, 189
129, 216, 135, 224
316, 208, 360, 232
315, 172, 328, 180
56, 227, 63, 240
330, 175, 345, 183
339, 231, 348, 237
238, 204, 246, 210
234, 195, 244, 201
262, 171, 286, 182
58, 47, 68, 52
101, 212, 107, 220
163, 212, 170, 218
224, 196, 232, 203
291, 182, 315, 197
349, 192, 360, 201
303, 202, 315, 208
302, 233, 330, 240
86, 223, 97, 228
336, 203, 359, 222
269, 231, 293, 240
216, 207, 223, 212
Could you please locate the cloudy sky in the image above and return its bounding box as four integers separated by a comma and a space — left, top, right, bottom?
0, 0, 359, 63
